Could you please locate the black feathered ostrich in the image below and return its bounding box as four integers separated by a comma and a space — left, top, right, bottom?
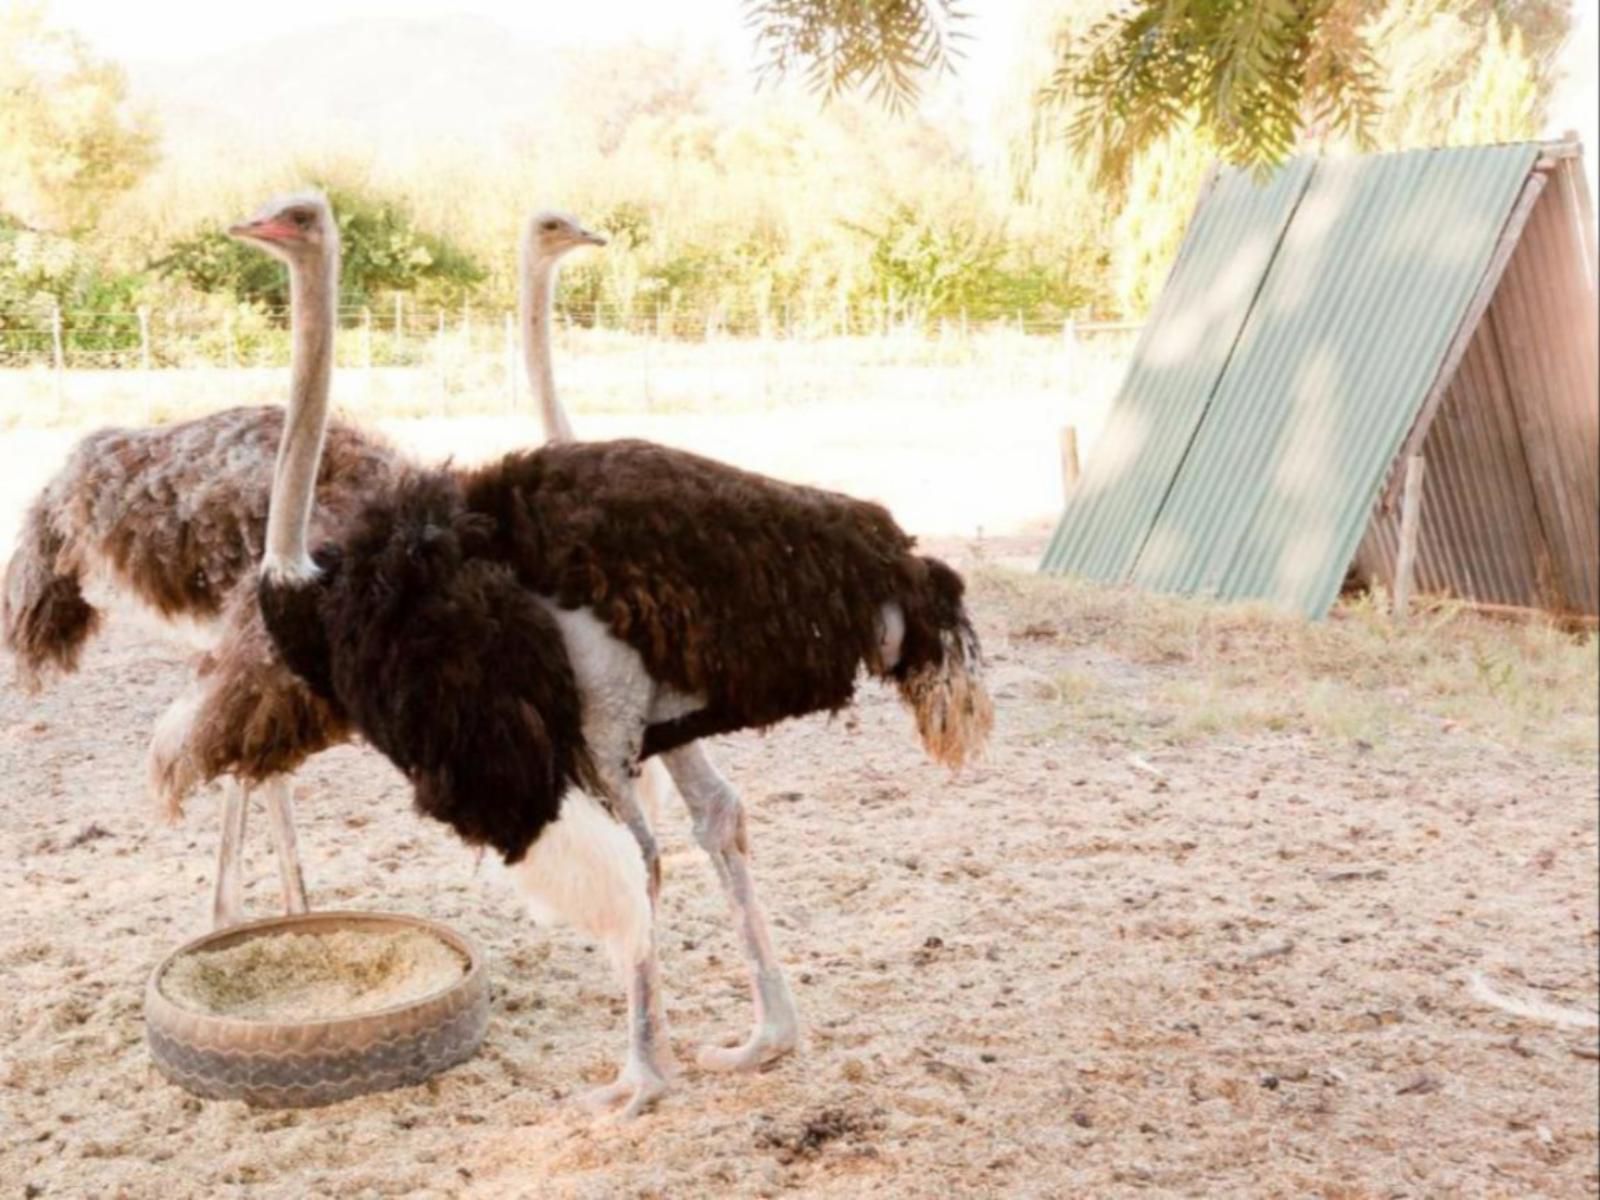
231, 194, 993, 1117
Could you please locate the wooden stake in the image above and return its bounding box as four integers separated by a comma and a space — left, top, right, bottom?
50, 302, 64, 408
1059, 425, 1081, 498
1393, 455, 1427, 620
504, 312, 516, 409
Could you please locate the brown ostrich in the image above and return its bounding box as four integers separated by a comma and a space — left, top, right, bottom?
2, 198, 605, 926
237, 193, 993, 1117
2, 386, 398, 924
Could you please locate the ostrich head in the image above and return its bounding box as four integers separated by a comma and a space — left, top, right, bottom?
524, 210, 607, 263
228, 191, 338, 266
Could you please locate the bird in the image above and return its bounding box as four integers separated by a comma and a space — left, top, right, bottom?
515, 208, 680, 831
235, 192, 994, 1117
1, 249, 401, 924
143, 200, 608, 922
1, 198, 609, 928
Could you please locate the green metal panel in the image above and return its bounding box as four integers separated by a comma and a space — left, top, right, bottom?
1038, 159, 1315, 580
1128, 143, 1540, 616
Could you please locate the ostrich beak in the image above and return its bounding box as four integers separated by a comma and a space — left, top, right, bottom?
229, 217, 298, 244
581, 229, 608, 248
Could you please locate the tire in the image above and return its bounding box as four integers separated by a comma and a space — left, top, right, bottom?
145, 910, 489, 1108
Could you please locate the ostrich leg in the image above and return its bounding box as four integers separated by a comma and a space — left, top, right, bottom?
511, 777, 675, 1119
662, 743, 798, 1070
212, 781, 249, 928
262, 775, 309, 914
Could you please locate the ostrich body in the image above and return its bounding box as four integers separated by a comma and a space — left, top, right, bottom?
3, 403, 400, 923
2, 201, 607, 928
239, 195, 993, 1115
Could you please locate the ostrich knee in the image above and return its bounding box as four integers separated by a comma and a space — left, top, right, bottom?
876, 601, 905, 673
690, 773, 747, 858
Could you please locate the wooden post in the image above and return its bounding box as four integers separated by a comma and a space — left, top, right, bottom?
1393, 455, 1427, 621
435, 310, 446, 401
1059, 425, 1081, 498
49, 302, 64, 407
362, 307, 373, 370
138, 306, 151, 371
503, 312, 516, 408
223, 310, 236, 370
394, 293, 405, 347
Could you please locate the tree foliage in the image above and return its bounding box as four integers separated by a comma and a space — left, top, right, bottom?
746, 0, 969, 111
0, 3, 157, 232
156, 186, 484, 312
749, 0, 1571, 183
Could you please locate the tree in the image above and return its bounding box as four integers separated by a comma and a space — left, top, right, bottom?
745, 0, 1572, 183
0, 3, 158, 232
156, 185, 484, 312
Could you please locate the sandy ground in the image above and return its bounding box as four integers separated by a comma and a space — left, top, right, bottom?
1, 521, 1596, 1197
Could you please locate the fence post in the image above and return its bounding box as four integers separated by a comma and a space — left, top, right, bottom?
1059, 425, 1081, 500
362, 307, 373, 370
394, 293, 405, 350
435, 310, 446, 402
1393, 455, 1427, 621
138, 306, 151, 371
47, 301, 64, 409
503, 311, 516, 409
223, 310, 236, 370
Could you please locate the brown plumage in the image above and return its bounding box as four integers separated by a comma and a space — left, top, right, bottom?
2, 402, 405, 926
462, 439, 990, 765
4, 405, 399, 691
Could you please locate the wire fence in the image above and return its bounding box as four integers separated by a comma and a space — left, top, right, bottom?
0, 299, 1142, 371
0, 302, 1144, 428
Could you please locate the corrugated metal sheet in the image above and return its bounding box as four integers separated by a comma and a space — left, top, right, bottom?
1129, 143, 1541, 616
1355, 157, 1600, 615
1038, 159, 1314, 580
1355, 317, 1553, 607
1479, 157, 1600, 612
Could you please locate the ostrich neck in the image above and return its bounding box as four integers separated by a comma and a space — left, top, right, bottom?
522, 253, 574, 443
262, 245, 338, 580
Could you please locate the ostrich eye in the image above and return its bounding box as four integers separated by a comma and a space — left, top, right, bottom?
291, 210, 312, 228
541, 219, 560, 232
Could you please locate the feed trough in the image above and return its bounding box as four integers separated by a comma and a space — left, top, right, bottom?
145, 910, 488, 1107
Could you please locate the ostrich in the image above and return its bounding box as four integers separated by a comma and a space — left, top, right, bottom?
141, 203, 607, 923
517, 209, 680, 826
235, 193, 993, 1116
1, 201, 608, 926
2, 362, 401, 926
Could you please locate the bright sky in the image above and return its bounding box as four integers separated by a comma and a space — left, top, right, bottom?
51, 0, 1024, 89
51, 0, 1028, 162
52, 0, 747, 60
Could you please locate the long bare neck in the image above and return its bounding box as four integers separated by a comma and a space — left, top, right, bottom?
521, 245, 574, 443
263, 243, 338, 580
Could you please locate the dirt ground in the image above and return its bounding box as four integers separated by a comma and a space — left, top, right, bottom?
1, 518, 1596, 1198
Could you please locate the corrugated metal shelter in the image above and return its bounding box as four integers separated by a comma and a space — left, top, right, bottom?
1040, 141, 1599, 620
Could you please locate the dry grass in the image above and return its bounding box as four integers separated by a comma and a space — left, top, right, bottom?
973, 564, 1600, 764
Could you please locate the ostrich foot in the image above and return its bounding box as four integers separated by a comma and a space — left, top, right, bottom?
579, 1060, 672, 1120
698, 1020, 798, 1072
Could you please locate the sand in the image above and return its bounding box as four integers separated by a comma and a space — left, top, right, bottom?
0, 533, 1596, 1199
159, 928, 468, 1023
